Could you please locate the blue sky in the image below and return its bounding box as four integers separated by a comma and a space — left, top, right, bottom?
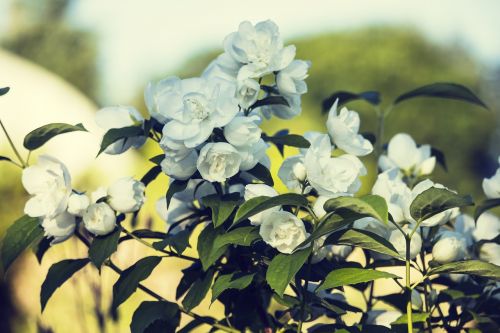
4, 0, 500, 104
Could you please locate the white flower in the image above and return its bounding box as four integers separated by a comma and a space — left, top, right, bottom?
408, 179, 459, 227
223, 20, 296, 80
259, 211, 308, 254
353, 217, 391, 239
95, 106, 146, 154
197, 143, 241, 182
258, 93, 302, 120
483, 157, 500, 198
378, 133, 436, 176
161, 150, 198, 180
473, 212, 500, 241
479, 243, 500, 266
91, 187, 107, 203
223, 115, 262, 147
372, 169, 412, 225
67, 193, 90, 216
277, 60, 310, 95
432, 231, 468, 264
326, 99, 373, 156
312, 196, 330, 219
366, 310, 402, 328
236, 79, 260, 109
278, 155, 306, 193
22, 155, 72, 218
107, 177, 146, 213
158, 76, 239, 147
388, 227, 422, 259
83, 202, 117, 236
304, 134, 366, 197
454, 214, 475, 247
244, 184, 279, 226
238, 139, 268, 171
41, 211, 76, 244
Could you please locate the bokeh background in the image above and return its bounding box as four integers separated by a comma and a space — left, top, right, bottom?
1, 0, 500, 332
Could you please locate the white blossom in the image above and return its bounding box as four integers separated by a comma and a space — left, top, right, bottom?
372, 169, 412, 225
95, 106, 146, 154
482, 157, 500, 199
432, 231, 468, 264
278, 155, 307, 193
41, 211, 76, 244
353, 217, 391, 239
107, 177, 146, 213
388, 227, 422, 259
197, 142, 241, 182
223, 114, 262, 147
244, 184, 279, 226
83, 202, 117, 236
326, 99, 373, 156
236, 79, 260, 109
259, 211, 308, 254
366, 310, 402, 329
22, 155, 72, 218
473, 212, 500, 242
161, 150, 198, 180
67, 193, 90, 216
238, 139, 268, 171
258, 93, 302, 120
379, 133, 435, 176
277, 60, 310, 95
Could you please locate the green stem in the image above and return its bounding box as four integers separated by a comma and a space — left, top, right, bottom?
0, 119, 26, 167
405, 235, 413, 333
297, 257, 312, 333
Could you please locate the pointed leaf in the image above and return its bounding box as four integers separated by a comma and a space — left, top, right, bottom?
394, 82, 488, 109
41, 258, 89, 311
33, 237, 52, 264
427, 260, 500, 280
324, 195, 388, 224
266, 247, 312, 297
153, 229, 191, 254
140, 165, 162, 187
410, 187, 473, 221
475, 198, 500, 220
201, 193, 241, 227
182, 269, 215, 311
322, 91, 381, 112
1, 215, 43, 272
130, 301, 180, 333
98, 125, 144, 156
211, 272, 255, 302
0, 87, 10, 96
263, 133, 310, 150
166, 180, 189, 207
296, 212, 358, 249
246, 163, 274, 186
197, 225, 227, 271
317, 268, 398, 291
89, 228, 121, 269
24, 123, 87, 150
250, 96, 289, 110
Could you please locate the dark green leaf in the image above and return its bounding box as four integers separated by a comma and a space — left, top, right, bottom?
317, 268, 398, 291
98, 125, 144, 156
119, 229, 166, 243
201, 193, 241, 227
0, 156, 13, 163
111, 256, 162, 311
296, 212, 357, 249
197, 225, 227, 271
40, 258, 89, 311
130, 301, 180, 333
177, 319, 205, 333
327, 228, 402, 259
149, 154, 164, 165
211, 272, 255, 302
266, 247, 312, 297
250, 96, 289, 110
0, 87, 10, 96
263, 133, 310, 150
430, 147, 447, 171
410, 187, 473, 221
140, 165, 162, 187
322, 90, 380, 112
23, 123, 87, 150
182, 269, 215, 311
166, 180, 189, 207
89, 228, 121, 269
394, 82, 488, 109
475, 198, 500, 220
427, 260, 500, 280
324, 195, 388, 224
233, 193, 308, 226
33, 237, 52, 264
246, 163, 274, 186
215, 226, 260, 248
1, 215, 43, 272
153, 229, 190, 254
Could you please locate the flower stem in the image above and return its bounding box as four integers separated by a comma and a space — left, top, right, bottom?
405, 235, 414, 333
0, 119, 26, 167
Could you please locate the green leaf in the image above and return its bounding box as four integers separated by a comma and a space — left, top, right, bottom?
201, 193, 241, 228
33, 237, 52, 264
23, 123, 87, 150
317, 268, 398, 291
0, 86, 10, 96
410, 187, 473, 221
263, 133, 310, 149
40, 258, 89, 311
327, 228, 402, 259
215, 226, 260, 248
0, 156, 13, 163
250, 96, 289, 110
140, 165, 162, 187
324, 195, 388, 224
475, 198, 500, 220
233, 193, 308, 226
1, 215, 43, 272
392, 312, 429, 324
119, 229, 166, 243
296, 212, 357, 249
149, 154, 164, 165
266, 247, 312, 297
211, 272, 255, 302
89, 228, 121, 269
394, 82, 488, 109
427, 260, 500, 280
166, 180, 189, 207
322, 90, 380, 112
111, 256, 162, 311
130, 301, 180, 333
153, 229, 190, 254
182, 269, 215, 311
246, 163, 274, 186
98, 125, 144, 156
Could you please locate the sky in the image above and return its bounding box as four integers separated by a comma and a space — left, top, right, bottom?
5, 0, 500, 104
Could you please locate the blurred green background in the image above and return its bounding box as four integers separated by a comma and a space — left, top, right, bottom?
1, 0, 499, 332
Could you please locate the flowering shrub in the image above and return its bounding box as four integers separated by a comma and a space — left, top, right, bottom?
1, 20, 500, 333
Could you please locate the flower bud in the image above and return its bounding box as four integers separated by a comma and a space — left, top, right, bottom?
83, 203, 116, 236
292, 161, 307, 182
67, 193, 90, 216
108, 177, 146, 213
